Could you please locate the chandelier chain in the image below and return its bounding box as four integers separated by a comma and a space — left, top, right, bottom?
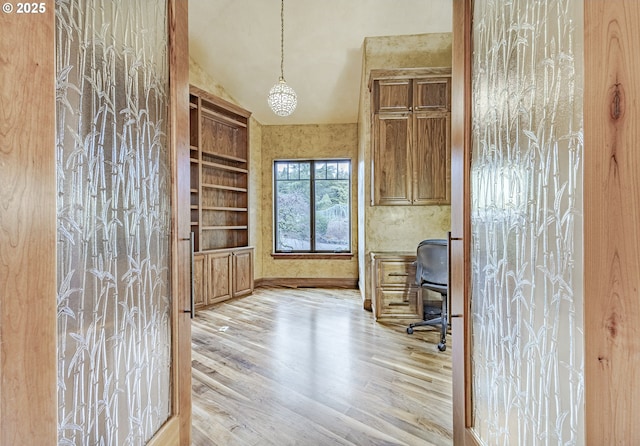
268, 0, 296, 117
280, 0, 285, 81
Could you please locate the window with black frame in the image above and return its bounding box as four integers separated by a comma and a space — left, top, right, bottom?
274, 159, 351, 253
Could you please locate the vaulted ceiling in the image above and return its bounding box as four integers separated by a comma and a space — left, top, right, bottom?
188, 1, 453, 125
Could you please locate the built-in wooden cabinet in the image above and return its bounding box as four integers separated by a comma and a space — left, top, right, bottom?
190, 85, 254, 310
370, 68, 451, 206
370, 252, 423, 322
193, 248, 254, 310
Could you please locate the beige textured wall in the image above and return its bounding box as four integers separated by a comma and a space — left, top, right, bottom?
261, 124, 359, 280
357, 33, 453, 303
189, 56, 264, 279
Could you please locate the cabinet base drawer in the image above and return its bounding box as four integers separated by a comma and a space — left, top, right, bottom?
375, 288, 422, 320
379, 260, 416, 286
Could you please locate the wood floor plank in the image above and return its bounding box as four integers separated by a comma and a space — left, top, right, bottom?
192, 286, 453, 445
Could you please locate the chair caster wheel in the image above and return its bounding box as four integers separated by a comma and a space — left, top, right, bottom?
438, 343, 446, 351
407, 327, 414, 334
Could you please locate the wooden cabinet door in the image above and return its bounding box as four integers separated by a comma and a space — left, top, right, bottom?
372, 114, 413, 205
208, 251, 232, 304
413, 112, 451, 204
193, 254, 207, 309
233, 248, 254, 297
414, 77, 450, 112
374, 78, 412, 113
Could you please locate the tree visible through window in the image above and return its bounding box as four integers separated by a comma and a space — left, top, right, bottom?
274, 160, 351, 253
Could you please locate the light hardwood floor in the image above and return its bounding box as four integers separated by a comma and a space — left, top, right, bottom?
191, 286, 453, 445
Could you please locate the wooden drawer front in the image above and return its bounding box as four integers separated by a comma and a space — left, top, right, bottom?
377, 288, 421, 318
378, 260, 416, 286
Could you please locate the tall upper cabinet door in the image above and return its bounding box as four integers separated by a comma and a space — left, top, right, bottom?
413, 112, 451, 204
372, 114, 413, 205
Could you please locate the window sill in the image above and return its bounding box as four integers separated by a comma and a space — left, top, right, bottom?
271, 252, 354, 260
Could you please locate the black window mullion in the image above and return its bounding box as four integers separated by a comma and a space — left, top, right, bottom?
309, 161, 316, 252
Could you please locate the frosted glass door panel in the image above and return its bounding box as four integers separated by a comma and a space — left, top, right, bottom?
55, 1, 171, 444
470, 0, 584, 444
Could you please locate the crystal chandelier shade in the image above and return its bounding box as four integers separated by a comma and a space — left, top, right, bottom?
268, 79, 297, 116
268, 0, 297, 117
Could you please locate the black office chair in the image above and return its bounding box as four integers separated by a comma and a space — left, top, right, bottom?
406, 239, 448, 351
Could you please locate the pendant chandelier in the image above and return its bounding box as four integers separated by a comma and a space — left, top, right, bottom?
268, 0, 297, 117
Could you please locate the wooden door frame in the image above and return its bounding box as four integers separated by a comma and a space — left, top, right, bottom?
450, 1, 475, 444
0, 1, 190, 444
0, 6, 57, 445
583, 1, 640, 443
150, 0, 192, 444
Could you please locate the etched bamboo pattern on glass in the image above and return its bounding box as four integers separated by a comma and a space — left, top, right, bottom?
470, 0, 584, 444
55, 1, 171, 444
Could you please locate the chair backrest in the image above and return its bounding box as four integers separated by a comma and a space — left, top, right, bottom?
416, 239, 448, 286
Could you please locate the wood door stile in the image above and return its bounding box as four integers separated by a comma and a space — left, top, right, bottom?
0, 7, 57, 445
153, 0, 193, 443
451, 1, 476, 444
584, 1, 640, 443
